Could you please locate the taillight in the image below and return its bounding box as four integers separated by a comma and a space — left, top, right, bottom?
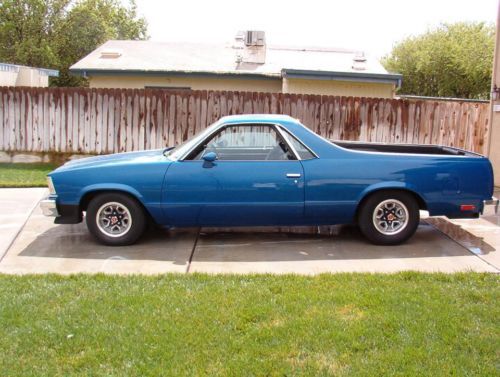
460, 204, 476, 211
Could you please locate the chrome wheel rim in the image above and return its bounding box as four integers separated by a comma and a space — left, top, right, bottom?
96, 202, 132, 238
372, 199, 409, 235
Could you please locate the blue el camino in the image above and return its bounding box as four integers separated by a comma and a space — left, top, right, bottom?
41, 114, 498, 246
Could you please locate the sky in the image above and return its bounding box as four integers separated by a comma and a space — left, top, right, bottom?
133, 0, 498, 58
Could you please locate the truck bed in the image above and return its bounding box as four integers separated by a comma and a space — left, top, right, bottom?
333, 141, 480, 157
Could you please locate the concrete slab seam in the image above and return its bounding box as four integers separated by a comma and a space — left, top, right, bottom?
186, 228, 201, 274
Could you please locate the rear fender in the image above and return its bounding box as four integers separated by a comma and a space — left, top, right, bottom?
357, 181, 426, 208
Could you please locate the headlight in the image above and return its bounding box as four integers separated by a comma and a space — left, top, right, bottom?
47, 177, 56, 195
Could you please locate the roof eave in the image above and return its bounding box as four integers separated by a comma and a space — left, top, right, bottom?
282, 69, 403, 88
0, 63, 59, 77
69, 68, 281, 81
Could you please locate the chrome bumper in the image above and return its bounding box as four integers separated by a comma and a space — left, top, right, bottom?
482, 197, 499, 216
40, 198, 59, 217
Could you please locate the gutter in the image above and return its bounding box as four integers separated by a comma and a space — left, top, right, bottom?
398, 94, 489, 103
281, 69, 403, 88
36, 68, 59, 77
0, 63, 58, 77
69, 68, 281, 81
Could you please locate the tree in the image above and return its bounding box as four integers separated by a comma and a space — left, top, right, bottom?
0, 0, 70, 68
382, 22, 495, 99
0, 0, 148, 86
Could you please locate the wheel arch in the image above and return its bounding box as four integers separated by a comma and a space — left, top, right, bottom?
354, 186, 427, 222
78, 187, 154, 224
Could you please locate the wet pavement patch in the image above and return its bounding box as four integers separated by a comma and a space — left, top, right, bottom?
188, 222, 497, 274
425, 217, 495, 255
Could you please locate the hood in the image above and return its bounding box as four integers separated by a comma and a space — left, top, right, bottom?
54, 149, 168, 172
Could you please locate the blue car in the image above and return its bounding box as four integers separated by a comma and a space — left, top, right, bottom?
41, 114, 498, 246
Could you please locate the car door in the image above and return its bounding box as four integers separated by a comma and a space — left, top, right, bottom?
162, 123, 305, 226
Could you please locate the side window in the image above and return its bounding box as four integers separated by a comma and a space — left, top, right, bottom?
188, 124, 296, 161
281, 129, 316, 160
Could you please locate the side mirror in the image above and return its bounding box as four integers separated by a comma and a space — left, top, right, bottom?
202, 151, 218, 162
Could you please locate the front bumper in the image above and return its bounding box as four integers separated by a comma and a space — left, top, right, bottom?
40, 198, 82, 224
40, 197, 59, 217
482, 197, 499, 216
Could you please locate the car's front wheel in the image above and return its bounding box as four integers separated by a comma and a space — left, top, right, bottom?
358, 190, 419, 245
86, 193, 147, 246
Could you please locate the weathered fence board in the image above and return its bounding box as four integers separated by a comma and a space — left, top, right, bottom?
0, 87, 490, 155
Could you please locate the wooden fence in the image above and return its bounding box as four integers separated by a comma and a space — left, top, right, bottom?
0, 87, 490, 155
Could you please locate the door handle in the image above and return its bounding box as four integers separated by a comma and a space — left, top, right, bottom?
286, 173, 301, 178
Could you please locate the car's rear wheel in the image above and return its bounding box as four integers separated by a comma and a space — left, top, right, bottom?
86, 193, 146, 246
358, 190, 419, 245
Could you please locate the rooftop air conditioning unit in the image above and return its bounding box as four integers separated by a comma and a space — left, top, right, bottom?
237, 31, 266, 65
245, 31, 265, 46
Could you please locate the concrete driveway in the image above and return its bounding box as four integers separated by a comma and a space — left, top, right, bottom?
0, 188, 499, 274
0, 188, 47, 259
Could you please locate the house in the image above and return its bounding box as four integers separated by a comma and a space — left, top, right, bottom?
70, 31, 402, 98
0, 63, 59, 87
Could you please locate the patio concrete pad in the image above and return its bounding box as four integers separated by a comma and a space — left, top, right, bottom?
189, 223, 498, 274
425, 188, 500, 272
0, 188, 498, 275
0, 188, 47, 260
0, 205, 198, 274
439, 217, 500, 271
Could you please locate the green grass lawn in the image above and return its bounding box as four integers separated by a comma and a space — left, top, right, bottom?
0, 163, 56, 187
0, 273, 498, 376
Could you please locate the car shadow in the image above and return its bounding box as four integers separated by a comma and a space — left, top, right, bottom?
190, 222, 494, 262
16, 219, 494, 262
18, 223, 198, 264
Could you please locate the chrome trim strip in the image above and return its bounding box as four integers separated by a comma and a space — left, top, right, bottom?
286, 173, 301, 178
179, 121, 311, 161
276, 124, 319, 159
177, 120, 224, 160
274, 124, 300, 160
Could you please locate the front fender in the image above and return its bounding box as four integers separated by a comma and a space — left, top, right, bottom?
79, 183, 144, 204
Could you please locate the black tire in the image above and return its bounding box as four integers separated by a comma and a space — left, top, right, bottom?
358, 190, 419, 245
86, 193, 147, 246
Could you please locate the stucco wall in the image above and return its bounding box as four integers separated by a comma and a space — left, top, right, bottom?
0, 70, 18, 86
16, 67, 49, 87
282, 78, 395, 98
89, 74, 395, 98
89, 75, 283, 92
0, 67, 49, 87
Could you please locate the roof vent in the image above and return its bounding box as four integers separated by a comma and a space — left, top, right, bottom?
352, 52, 367, 71
100, 49, 122, 59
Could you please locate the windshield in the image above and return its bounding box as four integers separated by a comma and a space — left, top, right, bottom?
164, 120, 222, 160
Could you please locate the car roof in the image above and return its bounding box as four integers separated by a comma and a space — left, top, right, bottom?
218, 114, 298, 124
